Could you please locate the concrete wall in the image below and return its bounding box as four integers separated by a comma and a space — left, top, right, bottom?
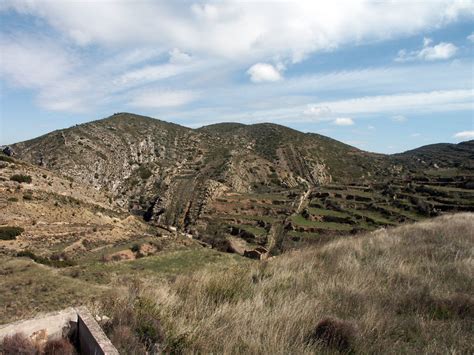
0, 307, 118, 355
0, 307, 77, 341
75, 306, 119, 355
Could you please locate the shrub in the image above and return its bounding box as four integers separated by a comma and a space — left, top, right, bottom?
0, 226, 24, 240
109, 325, 144, 354
100, 286, 165, 354
16, 250, 76, 268
10, 174, 32, 183
135, 298, 165, 349
1, 333, 37, 355
308, 317, 356, 352
43, 338, 75, 355
131, 243, 141, 253
0, 155, 14, 163
138, 166, 152, 180
23, 192, 33, 200
7, 197, 18, 202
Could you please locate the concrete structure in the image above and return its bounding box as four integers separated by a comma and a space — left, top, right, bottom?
0, 307, 118, 355
244, 246, 269, 260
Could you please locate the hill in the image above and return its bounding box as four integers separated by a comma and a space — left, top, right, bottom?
7, 113, 474, 254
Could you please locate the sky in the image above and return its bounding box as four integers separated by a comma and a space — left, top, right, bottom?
0, 1, 473, 153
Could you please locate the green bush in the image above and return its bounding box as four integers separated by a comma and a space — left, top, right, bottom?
138, 166, 152, 180
16, 250, 76, 267
10, 174, 32, 183
0, 226, 24, 240
0, 155, 14, 163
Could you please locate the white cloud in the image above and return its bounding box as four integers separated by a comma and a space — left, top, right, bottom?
468, 32, 474, 42
0, 35, 93, 112
453, 130, 474, 140
396, 38, 458, 62
129, 90, 197, 108
303, 105, 331, 118
333, 117, 354, 126
368, 125, 375, 130
411, 133, 421, 137
247, 63, 282, 83
419, 42, 458, 60
169, 48, 192, 64
115, 63, 191, 87
180, 89, 473, 127
423, 37, 433, 47
0, 35, 74, 89
392, 115, 407, 122
312, 90, 473, 115
2, 1, 473, 63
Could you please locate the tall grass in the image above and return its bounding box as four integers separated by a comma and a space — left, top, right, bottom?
97, 213, 474, 354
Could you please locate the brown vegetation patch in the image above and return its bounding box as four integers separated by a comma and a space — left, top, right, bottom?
43, 338, 76, 355
1, 333, 37, 355
308, 317, 356, 352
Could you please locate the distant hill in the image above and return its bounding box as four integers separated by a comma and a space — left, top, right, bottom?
8, 112, 474, 252
393, 140, 474, 170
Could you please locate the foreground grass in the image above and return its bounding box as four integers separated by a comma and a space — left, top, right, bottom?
97, 213, 474, 354
0, 258, 104, 323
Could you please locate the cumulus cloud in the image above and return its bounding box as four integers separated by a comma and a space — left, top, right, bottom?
396, 38, 458, 62
468, 32, 474, 42
453, 130, 474, 140
333, 117, 354, 126
129, 90, 197, 108
247, 63, 282, 83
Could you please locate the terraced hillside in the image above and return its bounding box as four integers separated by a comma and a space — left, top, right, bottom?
6, 113, 474, 255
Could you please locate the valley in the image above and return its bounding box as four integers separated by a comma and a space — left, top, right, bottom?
0, 113, 473, 353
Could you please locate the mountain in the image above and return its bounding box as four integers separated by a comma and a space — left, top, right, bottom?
8, 112, 474, 253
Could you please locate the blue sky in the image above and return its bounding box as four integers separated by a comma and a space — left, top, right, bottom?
0, 1, 473, 153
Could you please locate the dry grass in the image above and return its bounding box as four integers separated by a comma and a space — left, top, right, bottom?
1, 332, 37, 355
96, 213, 474, 354
43, 338, 76, 355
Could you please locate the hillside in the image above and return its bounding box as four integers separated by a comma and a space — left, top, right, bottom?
393, 140, 474, 171
7, 113, 474, 254
96, 213, 474, 353
0, 152, 241, 323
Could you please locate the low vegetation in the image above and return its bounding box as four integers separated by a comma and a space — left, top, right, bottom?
95, 213, 473, 354
0, 226, 24, 240
0, 155, 14, 163
1, 332, 75, 355
16, 250, 76, 268
10, 174, 32, 183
